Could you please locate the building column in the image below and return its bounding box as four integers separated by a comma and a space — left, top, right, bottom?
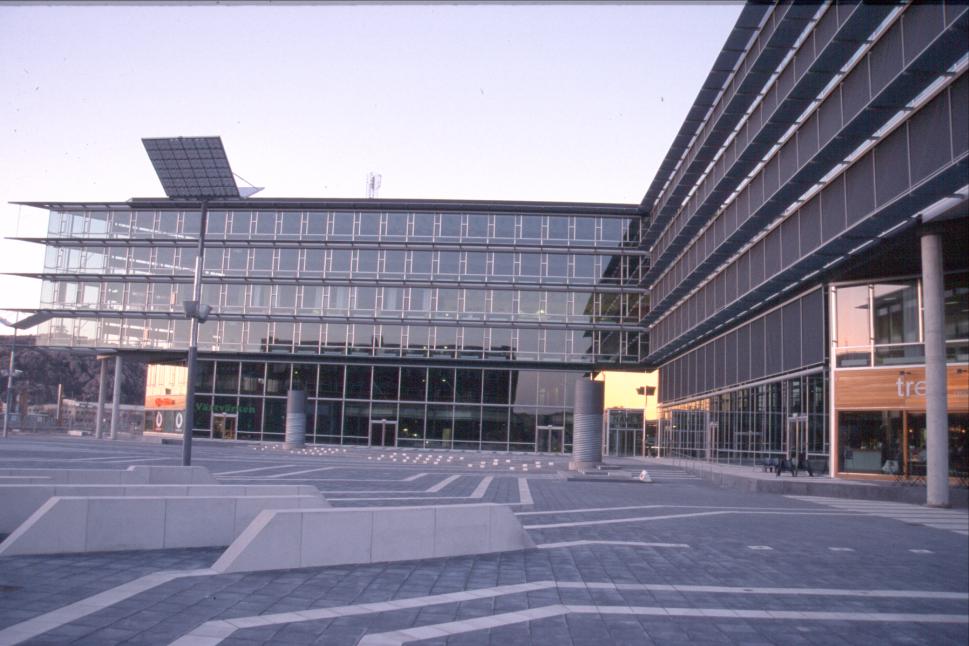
570, 378, 604, 470
109, 354, 123, 441
921, 230, 949, 507
94, 358, 108, 439
285, 389, 307, 449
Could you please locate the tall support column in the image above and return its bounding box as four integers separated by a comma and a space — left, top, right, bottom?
110, 354, 123, 440
921, 230, 949, 507
285, 389, 307, 449
570, 378, 604, 471
94, 358, 108, 439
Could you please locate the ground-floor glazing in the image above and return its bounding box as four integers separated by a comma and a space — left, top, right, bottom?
145, 359, 587, 452
658, 371, 827, 470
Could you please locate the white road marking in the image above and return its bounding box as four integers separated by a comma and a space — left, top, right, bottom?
748, 545, 773, 550
330, 475, 494, 502
0, 569, 215, 646
357, 605, 969, 645
171, 580, 969, 646
264, 466, 337, 478
523, 510, 851, 529
81, 457, 173, 464
214, 464, 299, 476
426, 474, 461, 493
517, 478, 533, 505
787, 495, 969, 537
828, 547, 854, 552
537, 540, 689, 549
515, 504, 855, 517
470, 476, 493, 498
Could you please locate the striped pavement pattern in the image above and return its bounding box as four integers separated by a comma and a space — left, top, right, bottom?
787, 495, 969, 536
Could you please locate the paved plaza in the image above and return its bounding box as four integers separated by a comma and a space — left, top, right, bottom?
0, 436, 966, 646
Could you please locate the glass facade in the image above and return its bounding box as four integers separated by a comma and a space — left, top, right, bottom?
162, 360, 580, 451
832, 273, 969, 368
31, 202, 648, 449
832, 273, 969, 479
36, 207, 646, 365
659, 372, 826, 469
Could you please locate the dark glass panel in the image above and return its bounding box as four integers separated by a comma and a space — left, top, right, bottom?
197, 360, 215, 393
265, 363, 290, 395
510, 408, 537, 445
342, 402, 370, 440
453, 405, 481, 449
399, 367, 427, 401
318, 365, 344, 397
292, 364, 317, 396
483, 370, 510, 403
263, 398, 287, 434
455, 369, 482, 403
426, 404, 454, 448
215, 361, 239, 393
237, 397, 262, 440
315, 400, 342, 436
481, 406, 509, 443
240, 362, 264, 395
345, 365, 371, 399
428, 367, 455, 402
397, 404, 425, 444
372, 366, 399, 400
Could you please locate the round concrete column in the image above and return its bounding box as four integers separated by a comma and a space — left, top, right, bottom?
569, 378, 604, 471
921, 230, 949, 507
284, 389, 307, 449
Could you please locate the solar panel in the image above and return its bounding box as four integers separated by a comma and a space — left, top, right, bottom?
142, 136, 240, 199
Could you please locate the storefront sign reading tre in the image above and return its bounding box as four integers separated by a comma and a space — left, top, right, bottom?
835, 366, 969, 410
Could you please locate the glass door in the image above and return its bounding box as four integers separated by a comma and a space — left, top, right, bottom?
786, 414, 808, 463
369, 418, 397, 448
213, 414, 237, 440
536, 425, 565, 453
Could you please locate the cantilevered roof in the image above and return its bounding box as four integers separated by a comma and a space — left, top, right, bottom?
142, 136, 239, 199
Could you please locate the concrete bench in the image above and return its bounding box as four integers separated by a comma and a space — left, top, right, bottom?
0, 465, 216, 485
213, 503, 535, 573
0, 494, 330, 556
0, 483, 320, 533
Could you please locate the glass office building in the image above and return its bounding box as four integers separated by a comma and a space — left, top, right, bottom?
10, 3, 968, 478
21, 200, 647, 451
646, 2, 969, 481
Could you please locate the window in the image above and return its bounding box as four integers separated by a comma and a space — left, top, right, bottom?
385, 213, 407, 238
467, 215, 488, 239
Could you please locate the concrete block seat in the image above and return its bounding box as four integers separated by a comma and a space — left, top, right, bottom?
0, 465, 217, 485
0, 483, 321, 533
213, 503, 535, 573
0, 493, 330, 556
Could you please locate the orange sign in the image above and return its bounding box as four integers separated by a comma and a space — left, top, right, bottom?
834, 365, 969, 410
145, 395, 185, 410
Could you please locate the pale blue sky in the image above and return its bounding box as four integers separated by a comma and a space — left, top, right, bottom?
0, 2, 743, 326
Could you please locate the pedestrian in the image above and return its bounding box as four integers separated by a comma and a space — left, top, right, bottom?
797, 451, 814, 477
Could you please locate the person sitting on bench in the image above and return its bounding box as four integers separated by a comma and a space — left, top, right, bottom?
776, 454, 797, 477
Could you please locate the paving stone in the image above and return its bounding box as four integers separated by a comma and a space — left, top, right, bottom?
0, 437, 966, 646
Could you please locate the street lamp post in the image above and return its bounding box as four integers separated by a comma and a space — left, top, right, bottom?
181, 202, 210, 466
2, 325, 17, 438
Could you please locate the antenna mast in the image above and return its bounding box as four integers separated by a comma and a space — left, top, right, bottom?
366, 172, 382, 199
